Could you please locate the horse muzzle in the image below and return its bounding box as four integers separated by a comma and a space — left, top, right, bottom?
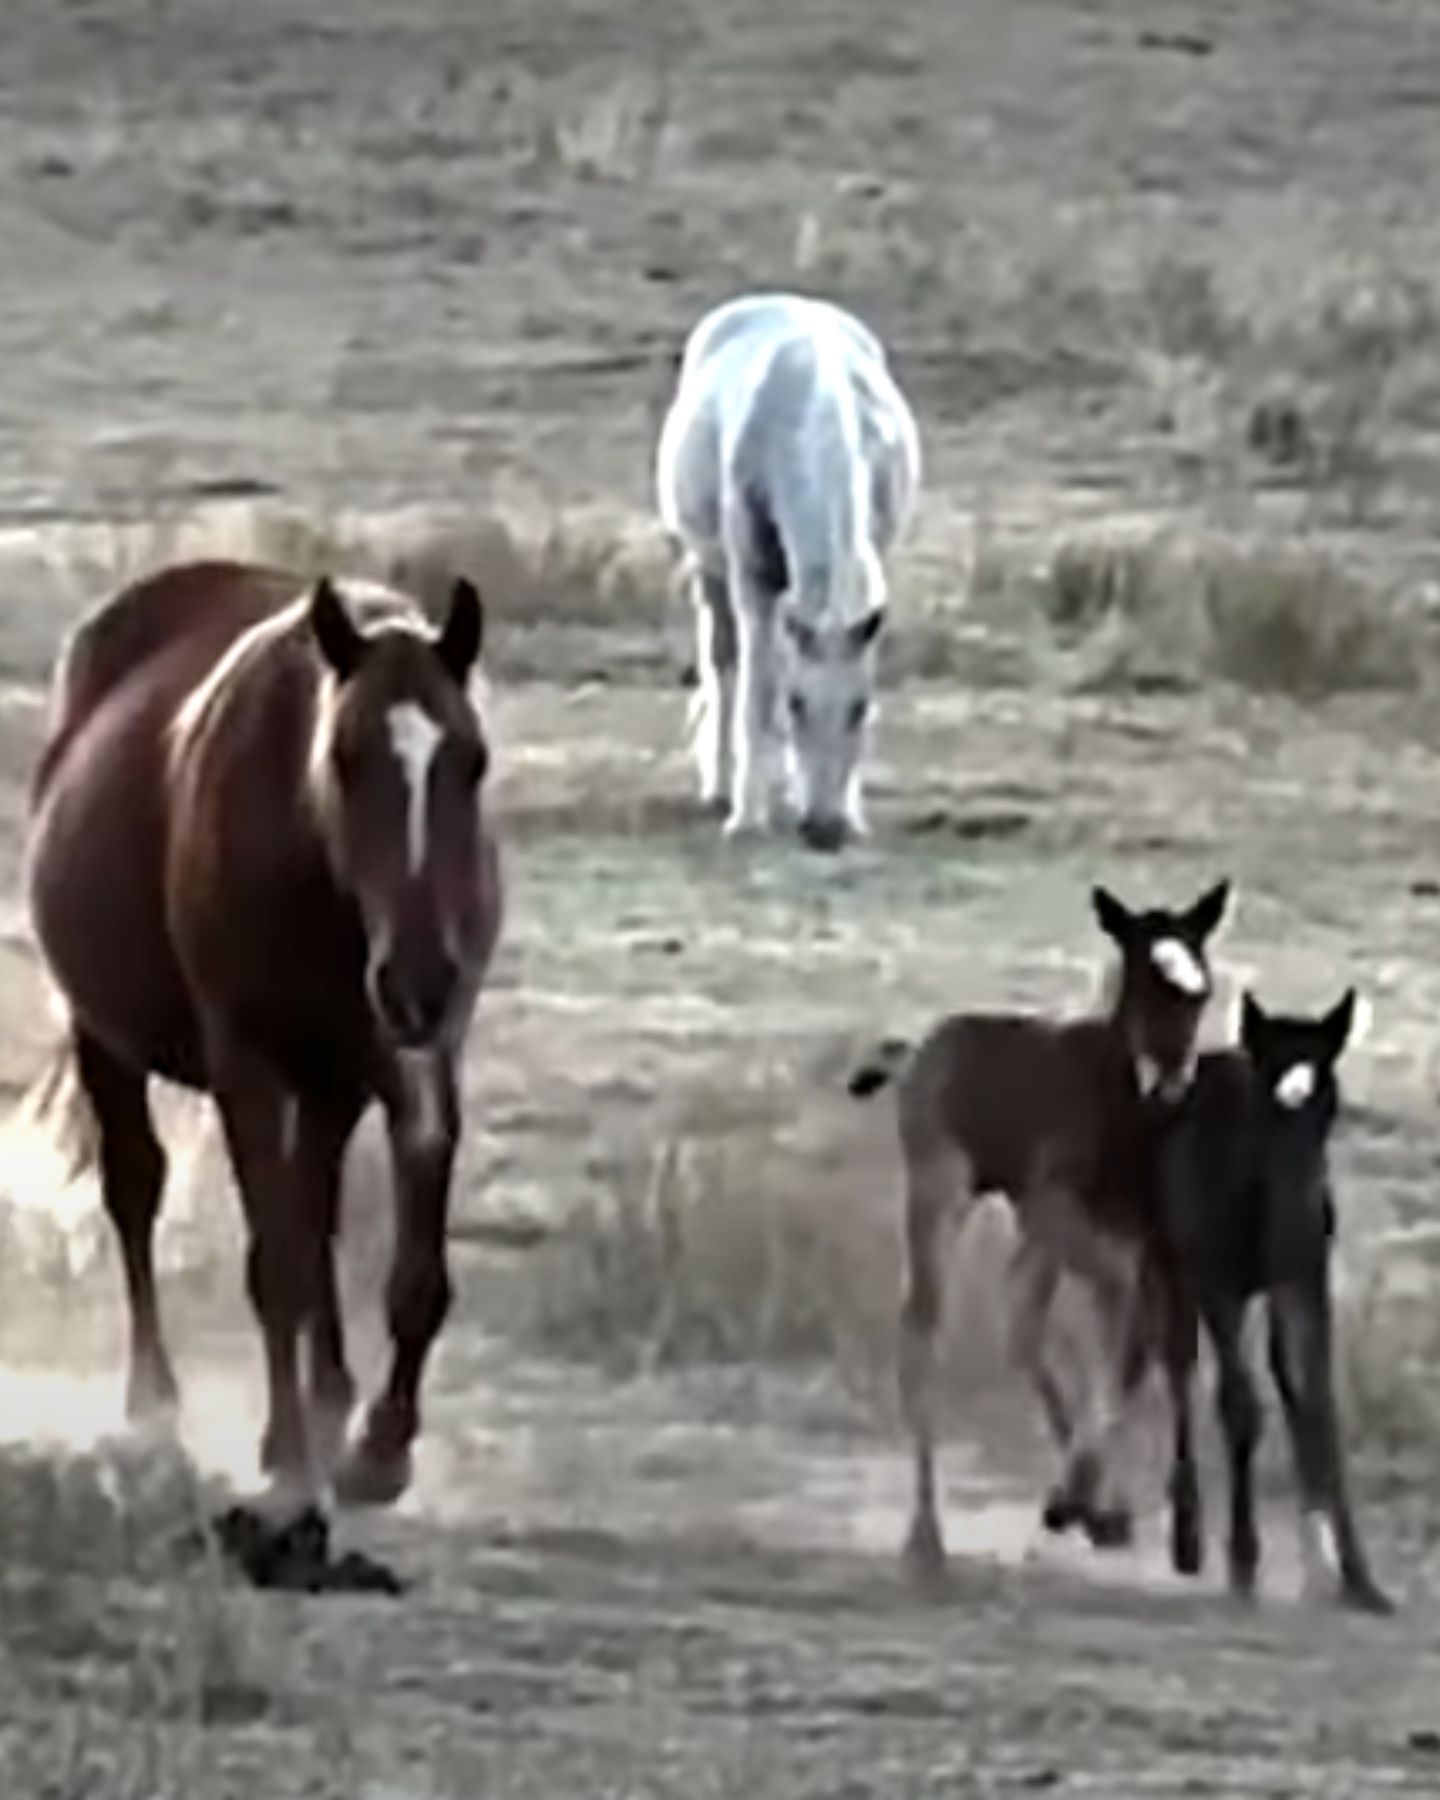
798, 813, 849, 854
372, 951, 460, 1049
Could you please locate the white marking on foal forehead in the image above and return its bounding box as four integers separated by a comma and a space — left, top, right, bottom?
387, 702, 443, 875
1275, 1062, 1317, 1109
1150, 937, 1207, 997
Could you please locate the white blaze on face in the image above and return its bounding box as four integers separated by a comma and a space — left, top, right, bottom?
1276, 1061, 1317, 1109
1150, 937, 1208, 998
386, 702, 443, 875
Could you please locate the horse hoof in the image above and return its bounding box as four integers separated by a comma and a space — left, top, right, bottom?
307, 1401, 355, 1477
333, 1444, 412, 1510
1084, 1505, 1135, 1551
1341, 1577, 1394, 1617
1041, 1485, 1090, 1536
1226, 1562, 1259, 1604
126, 1365, 181, 1424
901, 1517, 949, 1591
1171, 1523, 1204, 1578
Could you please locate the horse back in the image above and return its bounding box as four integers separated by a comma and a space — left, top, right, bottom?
34, 560, 300, 804
901, 1012, 1148, 1221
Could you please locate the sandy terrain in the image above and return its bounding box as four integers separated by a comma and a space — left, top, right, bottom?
5, 0, 1440, 1793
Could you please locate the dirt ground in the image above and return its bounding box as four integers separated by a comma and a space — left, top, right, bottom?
6, 0, 1440, 1794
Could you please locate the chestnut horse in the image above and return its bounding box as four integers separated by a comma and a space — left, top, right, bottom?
25, 559, 501, 1505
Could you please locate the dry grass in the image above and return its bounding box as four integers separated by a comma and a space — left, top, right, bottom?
1027, 530, 1427, 698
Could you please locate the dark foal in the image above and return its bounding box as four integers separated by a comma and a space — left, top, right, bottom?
26, 559, 501, 1505
849, 879, 1230, 1583
1150, 989, 1391, 1613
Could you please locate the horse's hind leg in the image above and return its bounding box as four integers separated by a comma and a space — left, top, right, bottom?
73, 1029, 178, 1420
689, 562, 737, 814
1005, 1234, 1071, 1452
897, 1143, 973, 1585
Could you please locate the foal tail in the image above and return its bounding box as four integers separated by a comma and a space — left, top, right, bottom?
5, 1037, 99, 1189
846, 1036, 913, 1099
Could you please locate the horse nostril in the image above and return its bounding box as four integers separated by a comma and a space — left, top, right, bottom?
799, 814, 847, 853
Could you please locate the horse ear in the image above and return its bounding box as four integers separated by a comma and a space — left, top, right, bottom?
436, 578, 484, 681
1091, 885, 1134, 946
309, 577, 367, 681
1319, 988, 1357, 1062
1183, 879, 1231, 942
845, 607, 885, 656
1239, 990, 1267, 1053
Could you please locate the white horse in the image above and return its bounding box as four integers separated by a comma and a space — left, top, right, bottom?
655, 293, 921, 851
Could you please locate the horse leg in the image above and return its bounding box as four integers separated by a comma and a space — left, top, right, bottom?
336, 1050, 459, 1508
690, 563, 737, 815
726, 561, 784, 836
1268, 1284, 1391, 1614
73, 1029, 178, 1421
1035, 1208, 1142, 1547
897, 1144, 972, 1586
1160, 1283, 1203, 1578
297, 1099, 364, 1475
1005, 1234, 1072, 1453
1207, 1295, 1262, 1598
207, 1035, 319, 1494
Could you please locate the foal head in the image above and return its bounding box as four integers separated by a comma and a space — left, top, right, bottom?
1240, 988, 1356, 1228
1093, 880, 1230, 1100
780, 554, 885, 852
308, 575, 490, 1050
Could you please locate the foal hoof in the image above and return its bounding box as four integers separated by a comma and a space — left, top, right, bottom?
1171, 1518, 1204, 1578
1083, 1505, 1135, 1552
1341, 1575, 1395, 1617
333, 1443, 413, 1510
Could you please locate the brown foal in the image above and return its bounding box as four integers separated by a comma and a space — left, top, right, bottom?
849, 880, 1230, 1582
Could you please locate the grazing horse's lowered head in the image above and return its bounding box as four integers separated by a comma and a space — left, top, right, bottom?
1093, 879, 1231, 1102
307, 576, 489, 1051
780, 560, 886, 852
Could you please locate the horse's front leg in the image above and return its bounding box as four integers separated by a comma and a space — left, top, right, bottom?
297, 1096, 365, 1474
335, 1049, 459, 1508
689, 563, 738, 815
726, 571, 785, 836
207, 1033, 322, 1497
1268, 1283, 1392, 1614
1159, 1279, 1203, 1577
1206, 1294, 1262, 1598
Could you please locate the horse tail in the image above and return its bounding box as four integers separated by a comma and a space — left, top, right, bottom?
8, 1036, 100, 1187
847, 1036, 913, 1099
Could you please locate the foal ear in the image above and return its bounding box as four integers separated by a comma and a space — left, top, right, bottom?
1319, 988, 1358, 1062
436, 578, 484, 682
1091, 885, 1134, 946
1239, 989, 1268, 1053
309, 577, 368, 681
1183, 879, 1231, 942
845, 606, 885, 656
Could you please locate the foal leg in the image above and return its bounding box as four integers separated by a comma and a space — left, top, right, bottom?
336, 1050, 460, 1508
897, 1144, 973, 1585
73, 1030, 178, 1420
1005, 1235, 1072, 1452
1159, 1286, 1203, 1577
689, 562, 738, 814
1268, 1284, 1391, 1614
1206, 1296, 1262, 1598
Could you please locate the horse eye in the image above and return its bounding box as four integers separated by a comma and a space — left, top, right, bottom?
465, 742, 490, 786
788, 693, 808, 728
847, 699, 868, 731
